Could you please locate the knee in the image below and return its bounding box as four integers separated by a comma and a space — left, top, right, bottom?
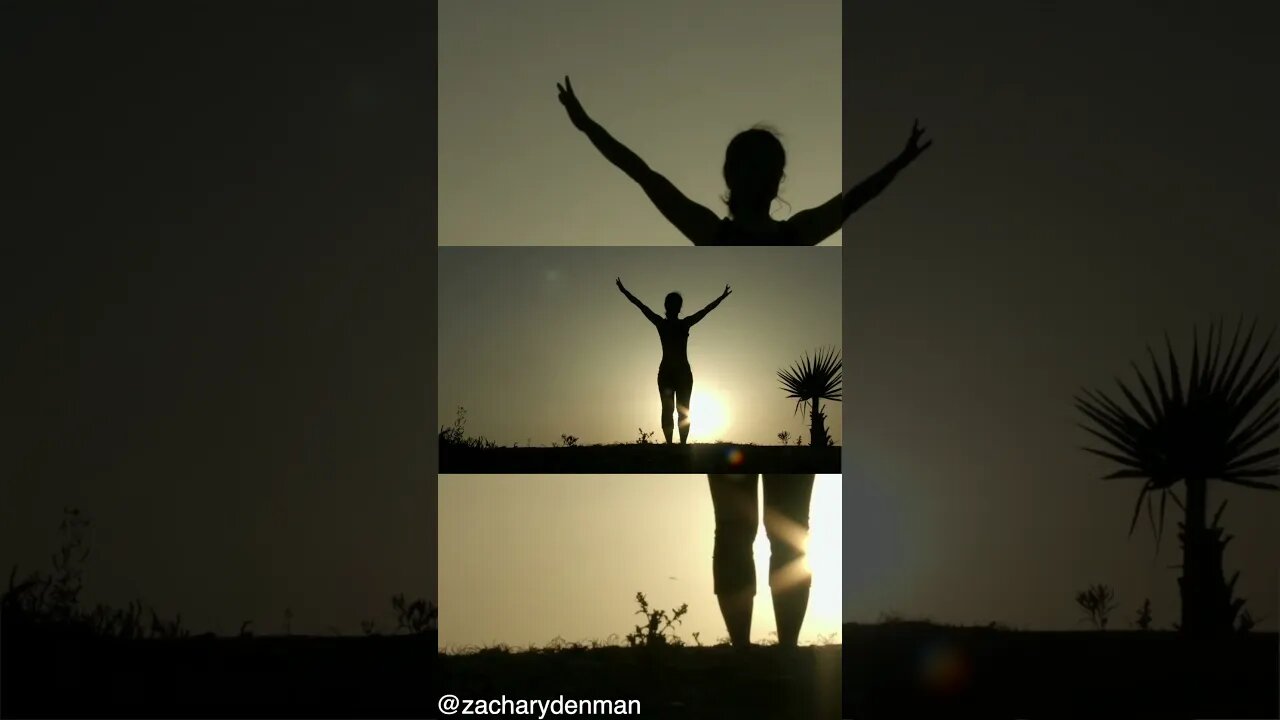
769, 535, 806, 564
764, 510, 809, 550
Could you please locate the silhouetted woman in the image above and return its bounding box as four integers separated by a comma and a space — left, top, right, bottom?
709, 473, 816, 648
556, 75, 932, 246
616, 278, 730, 444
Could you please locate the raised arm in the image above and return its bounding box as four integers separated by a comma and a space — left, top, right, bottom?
616, 277, 662, 325
788, 120, 933, 246
558, 76, 720, 245
686, 285, 732, 326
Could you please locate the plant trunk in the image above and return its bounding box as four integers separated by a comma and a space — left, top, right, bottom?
1179, 476, 1208, 636
809, 398, 826, 447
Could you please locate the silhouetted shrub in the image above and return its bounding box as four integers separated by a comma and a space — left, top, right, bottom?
391, 593, 437, 635
439, 406, 497, 449
2, 507, 188, 640
625, 592, 687, 648
778, 347, 841, 447
1133, 598, 1153, 630
1075, 584, 1118, 630
1237, 609, 1259, 633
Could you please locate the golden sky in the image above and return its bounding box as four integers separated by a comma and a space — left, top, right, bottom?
439, 247, 842, 447
437, 0, 842, 246
438, 474, 843, 649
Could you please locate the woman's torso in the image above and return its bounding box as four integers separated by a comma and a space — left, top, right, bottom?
714, 217, 796, 246
656, 318, 691, 375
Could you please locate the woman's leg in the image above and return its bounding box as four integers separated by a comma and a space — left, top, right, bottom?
763, 474, 816, 647
676, 378, 693, 444
708, 474, 759, 647
658, 384, 676, 443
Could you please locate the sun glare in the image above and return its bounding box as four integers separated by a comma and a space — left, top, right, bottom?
750, 474, 842, 644
688, 390, 730, 442
804, 474, 843, 641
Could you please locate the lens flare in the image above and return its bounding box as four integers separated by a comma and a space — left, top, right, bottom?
726, 447, 745, 466
918, 641, 972, 695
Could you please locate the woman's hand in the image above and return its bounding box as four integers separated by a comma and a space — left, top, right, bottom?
557, 76, 591, 131
900, 119, 932, 164
722, 284, 732, 298
616, 277, 625, 292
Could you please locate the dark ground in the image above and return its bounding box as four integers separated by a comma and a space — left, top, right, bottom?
5, 622, 1277, 718
1, 624, 438, 719
436, 644, 843, 719
439, 442, 841, 474
842, 622, 1280, 719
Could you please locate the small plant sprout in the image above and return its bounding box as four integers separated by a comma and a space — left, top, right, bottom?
777, 430, 791, 445
440, 405, 467, 445
149, 608, 189, 639
625, 592, 688, 648
1075, 583, 1119, 630
1237, 609, 1258, 633
561, 434, 579, 448
391, 594, 438, 635
636, 428, 657, 444
438, 406, 497, 449
1134, 598, 1153, 630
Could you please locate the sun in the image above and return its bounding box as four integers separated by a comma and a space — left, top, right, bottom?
687, 389, 730, 442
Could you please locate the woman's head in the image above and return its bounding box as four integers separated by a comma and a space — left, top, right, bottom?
664, 292, 683, 317
722, 125, 786, 218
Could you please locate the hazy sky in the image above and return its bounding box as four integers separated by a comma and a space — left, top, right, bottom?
840, 1, 1279, 630
4, 5, 435, 636
439, 475, 842, 649
437, 0, 844, 246
439, 248, 842, 447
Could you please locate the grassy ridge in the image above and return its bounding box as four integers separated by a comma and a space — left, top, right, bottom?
440, 442, 841, 473
1, 622, 438, 718
6, 623, 1276, 718
841, 621, 1280, 719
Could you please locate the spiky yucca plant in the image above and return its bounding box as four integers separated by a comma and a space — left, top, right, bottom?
778, 347, 842, 447
1075, 318, 1278, 635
